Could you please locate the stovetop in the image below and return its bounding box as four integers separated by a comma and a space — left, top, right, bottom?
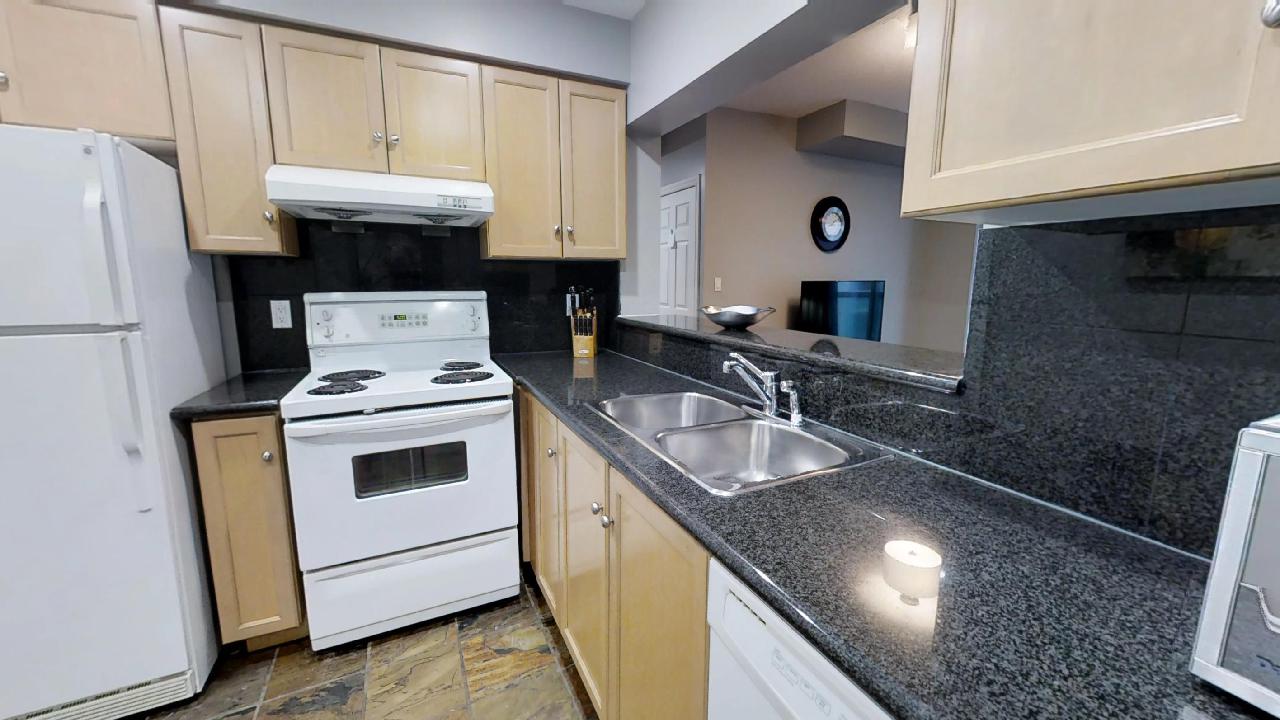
281, 292, 514, 420
281, 359, 513, 420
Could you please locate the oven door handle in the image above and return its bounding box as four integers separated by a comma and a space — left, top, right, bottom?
284, 399, 512, 439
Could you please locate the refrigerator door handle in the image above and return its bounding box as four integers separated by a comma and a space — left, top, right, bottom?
82, 174, 121, 326
98, 332, 150, 511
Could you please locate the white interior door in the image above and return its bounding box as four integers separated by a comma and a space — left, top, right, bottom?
0, 126, 132, 328
659, 181, 700, 316
0, 333, 189, 718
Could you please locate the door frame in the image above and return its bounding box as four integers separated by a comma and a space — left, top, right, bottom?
659, 175, 701, 317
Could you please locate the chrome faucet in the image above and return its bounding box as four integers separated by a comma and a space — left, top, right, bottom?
722, 352, 802, 426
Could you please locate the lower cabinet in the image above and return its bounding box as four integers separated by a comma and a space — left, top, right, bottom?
191, 414, 303, 644
561, 425, 612, 713
608, 466, 709, 719
530, 394, 565, 617
524, 393, 709, 719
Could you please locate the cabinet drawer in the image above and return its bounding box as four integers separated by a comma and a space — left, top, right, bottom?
303, 528, 519, 649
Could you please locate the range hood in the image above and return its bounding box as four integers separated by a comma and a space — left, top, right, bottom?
265, 165, 494, 227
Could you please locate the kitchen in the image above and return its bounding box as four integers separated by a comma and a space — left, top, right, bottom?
2, 2, 1279, 720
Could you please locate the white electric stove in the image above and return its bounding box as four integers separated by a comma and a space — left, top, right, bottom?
281, 291, 518, 650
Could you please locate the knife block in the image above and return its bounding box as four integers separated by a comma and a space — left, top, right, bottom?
571, 313, 597, 358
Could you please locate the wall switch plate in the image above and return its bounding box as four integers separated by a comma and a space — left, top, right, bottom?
714, 277, 723, 292
270, 299, 292, 329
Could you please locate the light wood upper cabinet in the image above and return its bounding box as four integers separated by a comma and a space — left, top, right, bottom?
560, 80, 626, 259
482, 66, 563, 258
0, 0, 172, 138
382, 49, 485, 181
531, 397, 565, 617
560, 424, 611, 716
160, 8, 295, 256
262, 26, 387, 172
902, 0, 1280, 218
608, 466, 708, 720
191, 415, 302, 643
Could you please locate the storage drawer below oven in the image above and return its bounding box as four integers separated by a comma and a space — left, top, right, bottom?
304, 528, 519, 649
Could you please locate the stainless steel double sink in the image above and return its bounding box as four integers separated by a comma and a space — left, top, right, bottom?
597, 392, 890, 496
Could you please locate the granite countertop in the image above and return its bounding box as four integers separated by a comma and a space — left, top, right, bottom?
170, 369, 307, 421
495, 350, 1262, 720
617, 315, 964, 393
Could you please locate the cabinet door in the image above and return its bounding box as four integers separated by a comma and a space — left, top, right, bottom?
262, 26, 387, 172
560, 424, 611, 717
382, 49, 485, 181
192, 415, 302, 643
481, 66, 563, 258
608, 468, 708, 720
560, 80, 626, 259
0, 0, 172, 138
531, 398, 564, 617
902, 0, 1280, 217
160, 8, 295, 256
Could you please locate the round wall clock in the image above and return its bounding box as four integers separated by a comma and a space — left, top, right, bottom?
810, 196, 850, 253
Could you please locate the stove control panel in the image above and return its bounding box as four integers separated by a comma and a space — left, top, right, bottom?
305, 293, 489, 347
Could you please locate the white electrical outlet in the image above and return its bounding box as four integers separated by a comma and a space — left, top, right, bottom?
270, 299, 292, 329
714, 277, 723, 292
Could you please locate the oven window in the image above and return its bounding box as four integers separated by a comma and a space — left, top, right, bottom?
352, 442, 468, 499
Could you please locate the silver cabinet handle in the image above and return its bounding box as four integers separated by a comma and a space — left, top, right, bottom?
553, 224, 561, 234
373, 130, 385, 143
388, 134, 400, 146
262, 451, 274, 462
546, 447, 556, 458
566, 225, 575, 234
0, 71, 8, 91
599, 514, 613, 528
263, 210, 275, 223
1266, 0, 1280, 27
591, 502, 602, 515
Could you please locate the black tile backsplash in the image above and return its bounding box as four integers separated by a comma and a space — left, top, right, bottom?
613, 205, 1280, 557
228, 221, 619, 372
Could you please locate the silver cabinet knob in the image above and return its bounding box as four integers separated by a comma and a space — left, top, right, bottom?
388, 134, 400, 146
553, 224, 561, 234
261, 451, 273, 462
599, 514, 613, 528
566, 226, 575, 234
0, 71, 8, 91
372, 130, 385, 143
591, 502, 603, 515
1265, 0, 1280, 27
546, 447, 556, 458
263, 210, 275, 223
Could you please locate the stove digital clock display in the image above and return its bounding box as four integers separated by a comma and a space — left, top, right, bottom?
393, 314, 407, 321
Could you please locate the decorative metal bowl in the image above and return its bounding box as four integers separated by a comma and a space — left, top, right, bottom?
700, 305, 775, 330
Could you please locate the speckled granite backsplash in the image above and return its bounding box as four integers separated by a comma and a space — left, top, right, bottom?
615, 205, 1280, 557
226, 221, 619, 371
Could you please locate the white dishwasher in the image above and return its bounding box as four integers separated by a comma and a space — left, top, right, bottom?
707, 559, 894, 720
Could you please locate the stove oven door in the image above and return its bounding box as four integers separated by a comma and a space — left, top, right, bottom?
283, 398, 516, 571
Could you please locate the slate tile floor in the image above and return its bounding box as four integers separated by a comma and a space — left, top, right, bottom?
145, 579, 596, 720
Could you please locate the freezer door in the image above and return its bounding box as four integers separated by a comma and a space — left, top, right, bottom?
0, 125, 133, 328
0, 332, 190, 718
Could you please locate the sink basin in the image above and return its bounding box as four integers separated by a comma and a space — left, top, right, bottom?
656, 419, 857, 495
599, 392, 747, 435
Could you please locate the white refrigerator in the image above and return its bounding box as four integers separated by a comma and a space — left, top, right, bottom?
0, 125, 223, 719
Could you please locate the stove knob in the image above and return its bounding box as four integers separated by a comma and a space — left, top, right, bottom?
323, 326, 334, 338
470, 305, 478, 317
321, 309, 333, 321
471, 318, 480, 331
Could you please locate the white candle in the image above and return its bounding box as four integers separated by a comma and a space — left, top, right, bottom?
883, 540, 942, 605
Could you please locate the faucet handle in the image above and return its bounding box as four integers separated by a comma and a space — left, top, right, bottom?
779, 380, 802, 426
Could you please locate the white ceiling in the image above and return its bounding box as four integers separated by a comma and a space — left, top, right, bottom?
562, 0, 646, 20
726, 6, 914, 117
